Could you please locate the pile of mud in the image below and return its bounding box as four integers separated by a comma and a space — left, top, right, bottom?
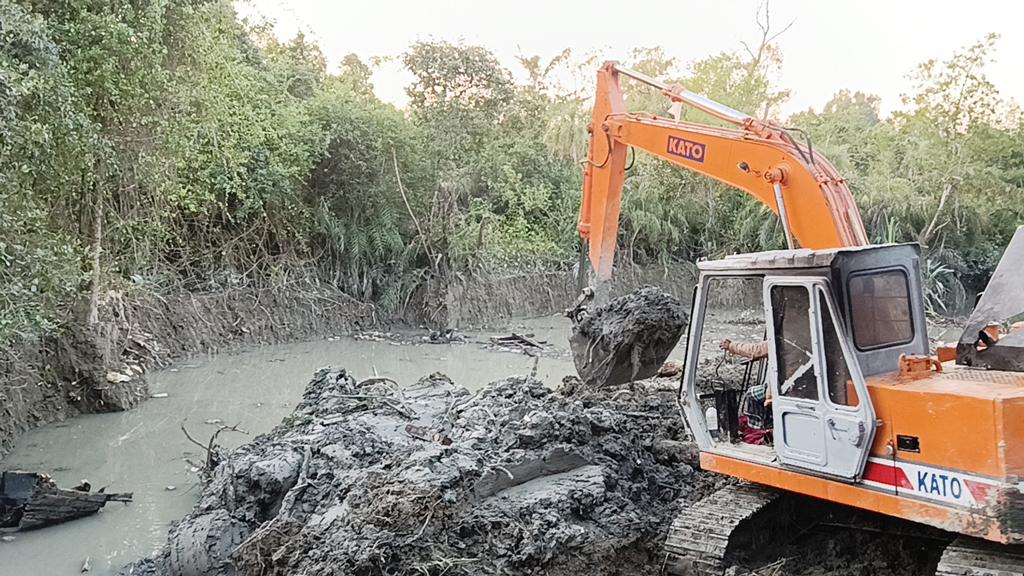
568, 287, 688, 388
122, 368, 719, 576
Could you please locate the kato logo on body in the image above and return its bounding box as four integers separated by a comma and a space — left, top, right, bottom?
666, 136, 706, 163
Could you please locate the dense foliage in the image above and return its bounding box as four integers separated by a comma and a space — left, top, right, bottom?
2, 0, 1022, 340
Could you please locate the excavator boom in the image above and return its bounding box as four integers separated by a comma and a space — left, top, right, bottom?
578, 62, 869, 282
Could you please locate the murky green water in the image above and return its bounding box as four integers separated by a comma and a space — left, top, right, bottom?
0, 318, 576, 575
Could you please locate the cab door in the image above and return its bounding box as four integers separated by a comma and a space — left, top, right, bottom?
764, 278, 876, 480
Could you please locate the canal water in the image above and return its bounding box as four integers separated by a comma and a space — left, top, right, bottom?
0, 317, 576, 575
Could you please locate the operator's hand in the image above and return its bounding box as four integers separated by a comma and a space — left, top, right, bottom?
719, 339, 732, 352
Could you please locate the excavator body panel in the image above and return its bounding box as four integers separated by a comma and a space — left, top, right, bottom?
682, 238, 1024, 544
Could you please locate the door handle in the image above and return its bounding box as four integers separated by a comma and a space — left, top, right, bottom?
827, 418, 866, 447
794, 404, 816, 412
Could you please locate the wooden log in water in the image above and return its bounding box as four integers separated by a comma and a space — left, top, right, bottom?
1, 471, 132, 531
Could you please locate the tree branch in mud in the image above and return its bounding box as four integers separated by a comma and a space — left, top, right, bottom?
357, 376, 400, 388
326, 393, 416, 419
180, 421, 248, 470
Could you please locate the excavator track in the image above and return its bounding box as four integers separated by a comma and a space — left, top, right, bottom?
936, 537, 1024, 576
664, 483, 797, 576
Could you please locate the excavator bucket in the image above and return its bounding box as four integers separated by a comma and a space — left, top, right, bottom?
957, 226, 1024, 372
567, 287, 688, 388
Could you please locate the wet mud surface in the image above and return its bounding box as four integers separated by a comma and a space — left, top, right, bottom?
116, 363, 949, 576
763, 525, 944, 575
3, 312, 960, 575
121, 368, 716, 576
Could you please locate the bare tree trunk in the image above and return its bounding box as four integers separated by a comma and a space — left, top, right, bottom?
392, 149, 436, 271
920, 180, 953, 248
85, 178, 104, 326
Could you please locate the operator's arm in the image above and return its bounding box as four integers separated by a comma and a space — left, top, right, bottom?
719, 339, 769, 360
720, 339, 773, 405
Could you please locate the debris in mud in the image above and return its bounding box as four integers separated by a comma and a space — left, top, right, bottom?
180, 422, 248, 471
423, 327, 466, 343
0, 471, 132, 531
568, 286, 689, 388
352, 328, 469, 346
121, 367, 720, 576
483, 332, 549, 355
351, 330, 404, 344
53, 322, 162, 413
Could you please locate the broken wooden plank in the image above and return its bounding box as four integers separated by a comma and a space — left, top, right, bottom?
488, 333, 546, 349
1, 471, 132, 531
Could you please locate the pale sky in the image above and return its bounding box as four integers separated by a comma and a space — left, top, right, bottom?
237, 0, 1023, 118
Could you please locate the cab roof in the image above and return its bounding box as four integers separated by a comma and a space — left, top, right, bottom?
696, 243, 918, 273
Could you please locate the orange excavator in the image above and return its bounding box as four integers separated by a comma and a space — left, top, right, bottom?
577, 62, 1024, 575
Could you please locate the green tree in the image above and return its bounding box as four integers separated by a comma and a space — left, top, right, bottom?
338, 53, 374, 97
0, 0, 95, 339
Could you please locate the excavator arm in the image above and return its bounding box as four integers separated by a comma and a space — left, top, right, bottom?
579, 62, 869, 282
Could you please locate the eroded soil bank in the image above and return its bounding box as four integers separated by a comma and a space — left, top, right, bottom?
0, 283, 376, 457
1, 265, 696, 458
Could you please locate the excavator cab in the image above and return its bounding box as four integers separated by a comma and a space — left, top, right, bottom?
667, 234, 1024, 575
682, 243, 928, 481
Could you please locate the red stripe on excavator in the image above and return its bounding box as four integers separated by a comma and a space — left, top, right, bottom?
702, 453, 1017, 543
863, 460, 913, 489
964, 479, 995, 505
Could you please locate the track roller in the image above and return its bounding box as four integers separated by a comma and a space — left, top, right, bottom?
936, 537, 1024, 576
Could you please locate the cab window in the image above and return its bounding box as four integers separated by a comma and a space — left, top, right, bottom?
848, 270, 913, 350
819, 289, 859, 407
770, 285, 818, 401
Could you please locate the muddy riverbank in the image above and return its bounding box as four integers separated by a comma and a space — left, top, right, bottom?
2, 310, 959, 575
1, 271, 964, 575
0, 282, 377, 457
